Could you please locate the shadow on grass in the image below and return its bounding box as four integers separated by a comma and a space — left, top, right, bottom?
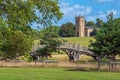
67, 67, 98, 72
66, 67, 120, 72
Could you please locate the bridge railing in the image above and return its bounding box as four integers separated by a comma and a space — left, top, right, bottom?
59, 42, 93, 54
31, 44, 45, 52
31, 42, 93, 54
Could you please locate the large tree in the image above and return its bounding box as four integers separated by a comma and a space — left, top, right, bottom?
91, 18, 104, 36
96, 18, 104, 28
40, 26, 60, 38
86, 21, 96, 27
36, 26, 63, 59
0, 0, 62, 32
0, 0, 62, 59
89, 12, 120, 69
0, 28, 33, 59
59, 22, 75, 37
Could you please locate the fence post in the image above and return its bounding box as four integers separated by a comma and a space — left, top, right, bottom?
38, 43, 40, 49
68, 42, 70, 48
73, 43, 75, 49
67, 42, 70, 48
79, 44, 80, 51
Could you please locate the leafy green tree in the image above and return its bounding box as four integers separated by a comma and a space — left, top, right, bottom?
0, 28, 33, 59
89, 12, 120, 69
0, 0, 62, 32
40, 26, 60, 38
86, 21, 96, 27
30, 29, 40, 40
59, 22, 75, 37
91, 28, 97, 36
96, 18, 104, 28
37, 26, 63, 59
49, 26, 60, 35
0, 17, 8, 52
91, 18, 104, 36
0, 0, 62, 60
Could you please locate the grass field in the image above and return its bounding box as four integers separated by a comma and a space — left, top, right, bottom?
34, 37, 94, 47
63, 37, 94, 46
0, 68, 120, 80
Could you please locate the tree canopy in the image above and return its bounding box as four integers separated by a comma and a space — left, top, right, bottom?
0, 0, 63, 60
36, 26, 63, 59
96, 18, 104, 28
86, 21, 96, 27
59, 22, 75, 37
89, 12, 120, 61
0, 28, 33, 59
0, 0, 63, 31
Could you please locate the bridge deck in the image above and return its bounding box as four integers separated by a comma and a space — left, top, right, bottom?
31, 42, 96, 61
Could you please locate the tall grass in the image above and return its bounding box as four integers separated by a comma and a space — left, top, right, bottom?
1, 60, 120, 71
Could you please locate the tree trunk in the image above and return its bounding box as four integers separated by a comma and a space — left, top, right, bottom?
97, 56, 101, 70
69, 55, 74, 62
46, 56, 48, 60
111, 54, 116, 70
93, 56, 97, 61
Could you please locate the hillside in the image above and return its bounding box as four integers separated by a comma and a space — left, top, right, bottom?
34, 37, 95, 47
63, 37, 94, 47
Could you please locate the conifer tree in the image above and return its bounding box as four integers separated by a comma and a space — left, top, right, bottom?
89, 12, 120, 69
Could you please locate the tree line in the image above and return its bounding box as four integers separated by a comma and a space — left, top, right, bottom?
51, 12, 120, 70
89, 12, 120, 70
38, 18, 104, 38
0, 1, 120, 71
58, 18, 104, 37
0, 0, 62, 60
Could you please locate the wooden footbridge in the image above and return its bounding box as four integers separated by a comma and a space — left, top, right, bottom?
31, 42, 97, 61
58, 42, 97, 61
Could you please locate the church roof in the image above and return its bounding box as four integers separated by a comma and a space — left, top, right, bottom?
86, 26, 94, 29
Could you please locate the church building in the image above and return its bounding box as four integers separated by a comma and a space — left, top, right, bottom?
75, 16, 94, 37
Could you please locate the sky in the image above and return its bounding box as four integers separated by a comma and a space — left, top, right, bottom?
55, 0, 120, 26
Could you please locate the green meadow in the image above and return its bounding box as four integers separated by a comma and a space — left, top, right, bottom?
0, 68, 119, 80
63, 37, 94, 46
34, 37, 94, 47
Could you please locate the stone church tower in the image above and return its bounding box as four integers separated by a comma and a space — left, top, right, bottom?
75, 16, 85, 37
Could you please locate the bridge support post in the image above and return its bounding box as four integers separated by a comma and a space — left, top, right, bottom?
59, 42, 96, 62
73, 53, 80, 61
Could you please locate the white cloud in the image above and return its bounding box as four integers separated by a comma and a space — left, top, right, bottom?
86, 10, 117, 21
57, 2, 93, 25
96, 0, 114, 3
57, 1, 118, 26
60, 2, 69, 7
87, 14, 106, 22
60, 2, 92, 17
